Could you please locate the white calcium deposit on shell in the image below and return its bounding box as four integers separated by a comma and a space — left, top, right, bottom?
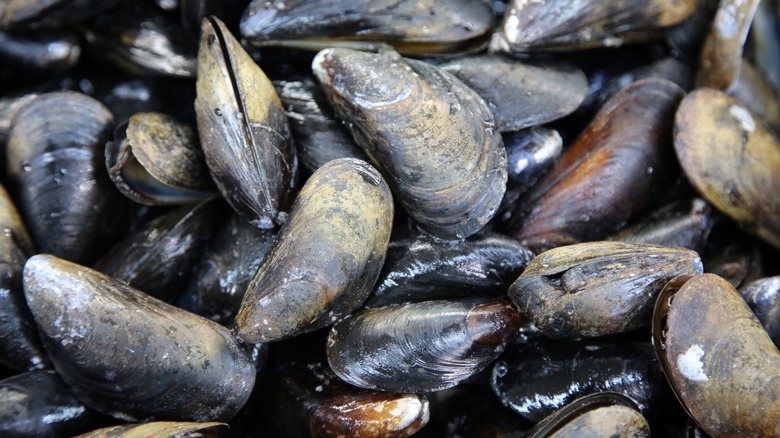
677, 344, 709, 382
729, 104, 756, 132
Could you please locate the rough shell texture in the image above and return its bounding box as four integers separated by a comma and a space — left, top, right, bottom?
674, 88, 780, 250
509, 241, 703, 338
313, 48, 506, 240
235, 158, 393, 343
654, 274, 780, 437
74, 422, 226, 438
23, 254, 256, 423
196, 16, 297, 228
327, 299, 521, 393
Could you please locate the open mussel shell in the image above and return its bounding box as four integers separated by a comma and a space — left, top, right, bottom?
0, 183, 48, 371
696, 0, 760, 91
674, 89, 780, 250
525, 392, 650, 438
440, 55, 588, 132
504, 79, 683, 253
94, 199, 221, 302
176, 212, 277, 325
491, 339, 670, 423
740, 276, 780, 346
0, 370, 100, 437
75, 422, 227, 438
327, 299, 521, 393
23, 254, 256, 423
240, 0, 495, 56
235, 158, 393, 343
274, 78, 367, 173
106, 112, 215, 206
509, 241, 703, 339
6, 91, 132, 265
196, 16, 298, 228
491, 0, 699, 52
365, 232, 534, 308
313, 47, 506, 240
652, 273, 780, 436
608, 198, 713, 252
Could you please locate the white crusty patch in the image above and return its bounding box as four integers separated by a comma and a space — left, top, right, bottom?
729, 104, 755, 132
677, 345, 709, 382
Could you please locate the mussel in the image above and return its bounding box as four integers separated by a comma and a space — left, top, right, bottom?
740, 276, 780, 346
674, 88, 780, 250
313, 47, 506, 240
653, 274, 780, 437
195, 16, 298, 228
327, 299, 521, 393
75, 422, 226, 438
234, 158, 393, 343
509, 241, 703, 339
23, 254, 256, 422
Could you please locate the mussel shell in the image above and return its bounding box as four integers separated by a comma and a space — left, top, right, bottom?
740, 276, 780, 346
0, 0, 118, 28
674, 88, 780, 250
327, 299, 521, 393
240, 0, 495, 56
696, 0, 760, 91
491, 339, 669, 422
196, 16, 298, 227
525, 392, 650, 438
505, 79, 683, 252
492, 0, 699, 52
313, 47, 506, 240
365, 232, 533, 308
0, 370, 99, 437
591, 57, 693, 109
607, 198, 713, 252
0, 29, 80, 76
652, 273, 780, 436
502, 127, 563, 194
106, 112, 215, 206
23, 254, 256, 422
175, 212, 277, 325
0, 182, 48, 372
440, 55, 588, 132
509, 241, 703, 338
274, 78, 367, 173
235, 158, 393, 343
6, 91, 131, 264
75, 422, 226, 438
94, 199, 221, 302
728, 61, 780, 135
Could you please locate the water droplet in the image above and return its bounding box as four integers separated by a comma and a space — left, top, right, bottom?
646, 166, 654, 174
22, 163, 31, 172
493, 361, 508, 378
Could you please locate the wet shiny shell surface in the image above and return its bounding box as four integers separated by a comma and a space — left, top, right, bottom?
327, 299, 521, 393
674, 89, 780, 250
234, 158, 393, 343
313, 48, 506, 240
23, 254, 256, 423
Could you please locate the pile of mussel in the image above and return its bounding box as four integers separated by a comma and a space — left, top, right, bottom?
2, 0, 780, 437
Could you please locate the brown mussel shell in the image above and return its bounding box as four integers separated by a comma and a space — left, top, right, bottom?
729, 61, 780, 135
510, 241, 703, 339
653, 273, 780, 437
696, 0, 760, 91
240, 0, 495, 56
439, 55, 588, 132
23, 254, 256, 423
674, 88, 780, 250
525, 392, 650, 438
106, 112, 216, 206
327, 299, 521, 393
505, 79, 683, 253
234, 158, 393, 343
196, 16, 298, 228
75, 422, 227, 438
492, 0, 699, 52
6, 91, 131, 265
313, 47, 506, 240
